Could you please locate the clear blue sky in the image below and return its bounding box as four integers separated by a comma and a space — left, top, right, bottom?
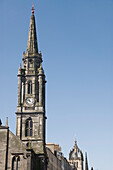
0, 0, 113, 170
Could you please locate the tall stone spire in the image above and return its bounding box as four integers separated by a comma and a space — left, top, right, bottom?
16, 6, 46, 168
26, 4, 38, 55
85, 152, 89, 170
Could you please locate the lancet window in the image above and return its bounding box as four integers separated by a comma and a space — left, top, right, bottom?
12, 156, 20, 170
17, 157, 20, 169
28, 81, 32, 94
12, 157, 16, 170
25, 117, 33, 137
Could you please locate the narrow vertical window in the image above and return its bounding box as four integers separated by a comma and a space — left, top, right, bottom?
12, 157, 16, 170
17, 157, 20, 170
37, 81, 39, 102
28, 82, 30, 94
28, 81, 32, 94
25, 117, 33, 137
31, 82, 32, 94
30, 120, 33, 136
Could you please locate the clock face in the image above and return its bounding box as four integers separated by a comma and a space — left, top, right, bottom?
26, 98, 34, 105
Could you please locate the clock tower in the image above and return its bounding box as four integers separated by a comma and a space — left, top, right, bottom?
16, 5, 46, 159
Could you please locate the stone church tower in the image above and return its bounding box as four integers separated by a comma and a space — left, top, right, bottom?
16, 5, 46, 164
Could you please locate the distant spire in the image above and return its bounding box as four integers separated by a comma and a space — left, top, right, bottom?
26, 5, 38, 55
6, 117, 8, 126
0, 119, 2, 126
75, 137, 77, 145
85, 152, 89, 170
74, 137, 77, 150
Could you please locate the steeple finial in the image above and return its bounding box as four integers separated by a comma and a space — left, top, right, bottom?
31, 4, 35, 15
85, 152, 89, 170
26, 5, 38, 55
75, 137, 77, 145
74, 137, 77, 150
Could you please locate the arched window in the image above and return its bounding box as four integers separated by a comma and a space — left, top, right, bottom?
17, 157, 20, 170
25, 117, 33, 137
12, 157, 16, 170
12, 156, 20, 170
28, 81, 32, 94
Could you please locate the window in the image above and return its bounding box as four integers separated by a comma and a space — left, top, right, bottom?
25, 117, 33, 137
12, 157, 16, 170
28, 81, 32, 94
17, 157, 20, 170
12, 156, 20, 170
29, 59, 33, 68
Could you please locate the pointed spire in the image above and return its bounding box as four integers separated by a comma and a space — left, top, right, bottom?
74, 137, 77, 150
6, 117, 8, 126
0, 119, 2, 126
26, 5, 38, 55
18, 63, 22, 75
85, 152, 89, 170
75, 137, 77, 146
38, 62, 44, 75
19, 63, 21, 70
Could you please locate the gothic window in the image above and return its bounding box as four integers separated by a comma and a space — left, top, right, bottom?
12, 157, 16, 170
25, 117, 33, 137
28, 81, 32, 94
17, 157, 20, 170
29, 59, 33, 68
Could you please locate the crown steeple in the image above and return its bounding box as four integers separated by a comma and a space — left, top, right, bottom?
26, 4, 38, 55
